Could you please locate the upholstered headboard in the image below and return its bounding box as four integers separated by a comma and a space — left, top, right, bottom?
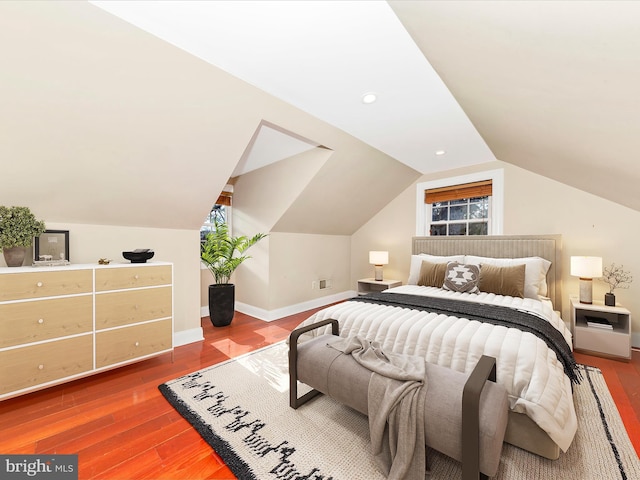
412, 235, 563, 312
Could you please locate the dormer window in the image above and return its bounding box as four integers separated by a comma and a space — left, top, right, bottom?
200, 188, 232, 242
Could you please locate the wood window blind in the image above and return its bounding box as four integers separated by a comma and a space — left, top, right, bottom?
424, 180, 492, 204
216, 191, 232, 206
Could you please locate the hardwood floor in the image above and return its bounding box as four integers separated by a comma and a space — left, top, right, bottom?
574, 349, 640, 457
1, 308, 639, 479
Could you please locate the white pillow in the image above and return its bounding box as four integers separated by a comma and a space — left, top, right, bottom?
464, 255, 551, 299
408, 254, 464, 285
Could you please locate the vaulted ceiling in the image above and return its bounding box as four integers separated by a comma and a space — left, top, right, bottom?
2, 1, 639, 237
91, 0, 640, 212
90, 0, 496, 176
0, 1, 419, 235
390, 1, 640, 212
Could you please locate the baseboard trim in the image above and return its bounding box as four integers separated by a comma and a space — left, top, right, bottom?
174, 327, 204, 347
226, 290, 356, 322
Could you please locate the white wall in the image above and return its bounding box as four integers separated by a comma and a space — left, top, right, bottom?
200, 231, 353, 321
502, 163, 640, 330
352, 160, 640, 347
18, 222, 204, 346
268, 232, 351, 310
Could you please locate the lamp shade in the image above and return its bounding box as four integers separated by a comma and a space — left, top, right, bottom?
369, 251, 389, 265
570, 256, 603, 279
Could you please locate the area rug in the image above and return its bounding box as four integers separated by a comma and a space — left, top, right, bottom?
159, 342, 640, 480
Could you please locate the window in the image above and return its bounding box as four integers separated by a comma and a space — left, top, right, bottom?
200, 190, 232, 242
429, 197, 490, 236
415, 169, 503, 236
426, 180, 491, 236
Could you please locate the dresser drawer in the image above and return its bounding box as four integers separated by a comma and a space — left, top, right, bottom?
96, 319, 172, 368
0, 295, 93, 348
95, 286, 172, 329
0, 269, 92, 302
0, 335, 93, 395
95, 265, 172, 292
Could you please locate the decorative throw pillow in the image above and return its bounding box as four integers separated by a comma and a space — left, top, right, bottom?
417, 260, 447, 287
464, 255, 551, 299
442, 262, 480, 294
478, 263, 526, 298
407, 254, 465, 285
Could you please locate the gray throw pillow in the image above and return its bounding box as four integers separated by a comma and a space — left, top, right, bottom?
443, 261, 480, 294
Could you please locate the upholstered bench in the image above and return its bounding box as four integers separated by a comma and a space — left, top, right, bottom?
288, 319, 509, 480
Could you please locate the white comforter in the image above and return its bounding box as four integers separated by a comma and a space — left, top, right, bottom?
297, 285, 577, 452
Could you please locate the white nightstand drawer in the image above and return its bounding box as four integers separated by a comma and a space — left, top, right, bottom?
574, 327, 631, 358
570, 296, 631, 360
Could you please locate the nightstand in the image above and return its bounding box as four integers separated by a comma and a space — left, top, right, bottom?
357, 278, 402, 295
570, 296, 631, 360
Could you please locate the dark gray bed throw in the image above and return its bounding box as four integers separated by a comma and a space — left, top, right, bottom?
353, 292, 581, 385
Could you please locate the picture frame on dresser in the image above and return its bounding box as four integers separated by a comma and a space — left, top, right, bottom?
34, 229, 69, 262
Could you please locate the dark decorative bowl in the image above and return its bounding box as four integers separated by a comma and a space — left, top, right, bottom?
122, 250, 155, 263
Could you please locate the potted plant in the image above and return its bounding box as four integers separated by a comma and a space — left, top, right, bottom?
0, 206, 46, 267
601, 263, 633, 306
201, 222, 266, 327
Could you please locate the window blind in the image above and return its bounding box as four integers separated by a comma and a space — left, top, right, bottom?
216, 191, 232, 206
424, 180, 492, 204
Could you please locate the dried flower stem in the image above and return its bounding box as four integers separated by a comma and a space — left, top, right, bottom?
601, 263, 633, 294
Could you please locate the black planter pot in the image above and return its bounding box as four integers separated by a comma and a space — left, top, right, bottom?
208, 284, 235, 327
604, 292, 616, 307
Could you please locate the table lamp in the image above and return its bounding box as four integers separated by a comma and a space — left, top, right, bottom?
369, 251, 389, 281
571, 256, 602, 304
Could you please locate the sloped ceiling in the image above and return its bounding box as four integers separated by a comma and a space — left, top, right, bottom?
91, 0, 640, 214
232, 121, 320, 178
0, 1, 419, 235
390, 0, 640, 212
89, 0, 496, 175
3, 1, 638, 237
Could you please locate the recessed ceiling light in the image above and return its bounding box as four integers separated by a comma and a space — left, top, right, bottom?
362, 92, 377, 104
435, 150, 446, 156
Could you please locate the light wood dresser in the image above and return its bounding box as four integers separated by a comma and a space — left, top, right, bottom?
0, 262, 173, 400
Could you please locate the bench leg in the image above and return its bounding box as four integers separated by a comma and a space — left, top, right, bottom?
462, 355, 497, 480
288, 319, 339, 409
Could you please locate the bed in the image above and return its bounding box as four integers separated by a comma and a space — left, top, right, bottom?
295, 234, 576, 460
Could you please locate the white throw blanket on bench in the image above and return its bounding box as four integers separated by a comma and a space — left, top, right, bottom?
328, 336, 428, 480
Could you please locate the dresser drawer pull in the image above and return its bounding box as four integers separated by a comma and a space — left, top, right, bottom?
134, 275, 139, 280
37, 282, 43, 287
38, 364, 44, 370
135, 341, 140, 347
38, 318, 44, 324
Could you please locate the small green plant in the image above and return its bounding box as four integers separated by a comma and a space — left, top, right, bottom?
200, 222, 266, 284
0, 206, 46, 248
602, 263, 633, 293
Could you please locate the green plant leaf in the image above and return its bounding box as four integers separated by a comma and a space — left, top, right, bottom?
0, 206, 46, 248
200, 222, 266, 284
